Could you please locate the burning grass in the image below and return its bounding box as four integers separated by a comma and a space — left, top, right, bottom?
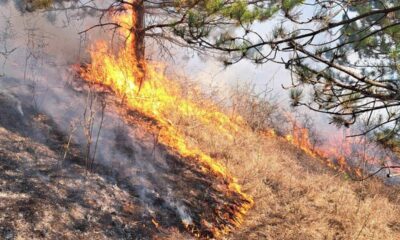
79, 9, 253, 239
0, 89, 250, 239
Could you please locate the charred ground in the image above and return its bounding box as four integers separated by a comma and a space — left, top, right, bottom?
0, 78, 250, 239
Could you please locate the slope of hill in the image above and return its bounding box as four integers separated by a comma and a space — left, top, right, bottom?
1, 83, 400, 240
228, 135, 400, 239
172, 97, 400, 239
0, 84, 247, 239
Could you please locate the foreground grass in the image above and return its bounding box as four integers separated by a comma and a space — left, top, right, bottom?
178, 115, 400, 239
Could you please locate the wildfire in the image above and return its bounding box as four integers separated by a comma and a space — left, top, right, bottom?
80, 7, 252, 239
259, 112, 375, 176
78, 5, 392, 238
275, 119, 392, 178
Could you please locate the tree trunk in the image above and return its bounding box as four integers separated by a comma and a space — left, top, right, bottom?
132, 1, 145, 90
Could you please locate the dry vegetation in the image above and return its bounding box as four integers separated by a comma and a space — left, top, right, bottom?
220, 132, 400, 239
174, 87, 400, 240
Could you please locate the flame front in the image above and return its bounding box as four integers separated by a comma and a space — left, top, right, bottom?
279, 118, 390, 177
80, 9, 253, 238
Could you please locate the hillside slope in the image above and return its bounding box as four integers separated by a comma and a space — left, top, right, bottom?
228, 136, 400, 239
0, 86, 247, 239
169, 100, 400, 239
1, 87, 400, 240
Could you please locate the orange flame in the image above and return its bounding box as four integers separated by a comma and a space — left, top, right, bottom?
277, 119, 369, 177
80, 9, 252, 238
152, 219, 160, 228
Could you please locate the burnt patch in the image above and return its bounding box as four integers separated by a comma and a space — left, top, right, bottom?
0, 78, 252, 239
0, 223, 15, 240
72, 219, 89, 232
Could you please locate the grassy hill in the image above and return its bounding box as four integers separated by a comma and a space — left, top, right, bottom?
1, 85, 400, 240
171, 97, 400, 239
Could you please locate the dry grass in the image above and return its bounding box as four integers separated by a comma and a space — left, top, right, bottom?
177, 110, 400, 239
127, 77, 400, 239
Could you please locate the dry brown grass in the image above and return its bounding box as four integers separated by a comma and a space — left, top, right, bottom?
69, 76, 400, 239
171, 91, 400, 239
